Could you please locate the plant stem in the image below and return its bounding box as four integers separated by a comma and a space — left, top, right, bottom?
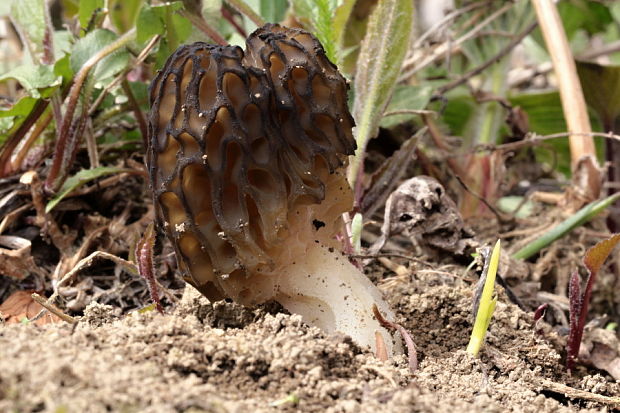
532, 0, 597, 171
224, 0, 265, 28
45, 28, 136, 193
179, 10, 227, 45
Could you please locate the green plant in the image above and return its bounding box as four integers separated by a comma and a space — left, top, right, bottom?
467, 240, 501, 356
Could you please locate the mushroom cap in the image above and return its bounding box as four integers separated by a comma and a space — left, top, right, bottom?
147, 24, 356, 304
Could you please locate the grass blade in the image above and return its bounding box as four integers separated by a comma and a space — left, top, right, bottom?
512, 193, 620, 260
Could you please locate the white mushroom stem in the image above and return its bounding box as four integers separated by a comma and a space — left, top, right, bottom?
273, 240, 403, 357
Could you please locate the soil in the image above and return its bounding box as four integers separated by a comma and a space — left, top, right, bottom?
2, 270, 619, 412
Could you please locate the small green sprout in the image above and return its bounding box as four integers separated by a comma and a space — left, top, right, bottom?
467, 239, 501, 356
350, 212, 363, 254
269, 393, 299, 407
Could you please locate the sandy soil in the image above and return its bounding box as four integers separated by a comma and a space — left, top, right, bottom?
1, 273, 619, 413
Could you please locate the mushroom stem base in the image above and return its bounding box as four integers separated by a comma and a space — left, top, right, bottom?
273, 241, 403, 356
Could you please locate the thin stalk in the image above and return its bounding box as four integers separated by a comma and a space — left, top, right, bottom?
0, 99, 49, 176
224, 0, 265, 28
179, 10, 227, 45
531, 0, 596, 168
45, 28, 136, 193
122, 79, 148, 147
11, 108, 53, 171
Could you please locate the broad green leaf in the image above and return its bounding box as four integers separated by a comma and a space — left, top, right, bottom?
138, 2, 190, 55
333, 0, 375, 76
349, 0, 414, 182
0, 96, 38, 119
259, 0, 288, 23
558, 0, 613, 39
78, 0, 104, 28
10, 0, 53, 64
508, 91, 603, 176
0, 64, 60, 98
70, 29, 130, 86
171, 13, 193, 45
0, 96, 39, 137
380, 85, 433, 129
332, 0, 356, 67
53, 30, 73, 60
576, 61, 620, 129
54, 54, 74, 83
497, 196, 534, 219
108, 0, 145, 33
46, 167, 131, 213
290, 0, 338, 62
136, 4, 165, 44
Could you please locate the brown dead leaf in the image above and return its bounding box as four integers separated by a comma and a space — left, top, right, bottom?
578, 328, 620, 380
0, 241, 45, 280
0, 290, 62, 326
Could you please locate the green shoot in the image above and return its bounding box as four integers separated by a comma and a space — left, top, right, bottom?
350, 212, 363, 254
512, 193, 620, 260
467, 239, 501, 356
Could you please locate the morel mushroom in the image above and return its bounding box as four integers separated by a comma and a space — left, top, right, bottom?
147, 24, 401, 355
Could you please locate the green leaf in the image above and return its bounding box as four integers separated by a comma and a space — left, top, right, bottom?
136, 4, 165, 43
497, 196, 534, 219
332, 0, 357, 68
558, 0, 613, 40
78, 0, 105, 28
137, 2, 190, 54
10, 0, 53, 64
108, 0, 145, 33
171, 12, 193, 45
54, 53, 74, 83
0, 96, 38, 119
290, 0, 338, 63
380, 85, 433, 129
508, 91, 604, 176
576, 61, 620, 129
349, 0, 414, 182
259, 0, 288, 23
0, 96, 39, 137
70, 29, 130, 86
46, 167, 131, 213
0, 64, 60, 98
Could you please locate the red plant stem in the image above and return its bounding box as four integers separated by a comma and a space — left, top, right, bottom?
179, 10, 228, 46
0, 99, 49, 176
136, 224, 163, 314
533, 303, 548, 323
373, 304, 418, 372
45, 28, 136, 193
221, 5, 247, 38
567, 270, 582, 371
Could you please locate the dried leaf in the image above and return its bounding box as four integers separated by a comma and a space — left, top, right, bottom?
0, 240, 45, 280
0, 291, 62, 326
583, 233, 620, 276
